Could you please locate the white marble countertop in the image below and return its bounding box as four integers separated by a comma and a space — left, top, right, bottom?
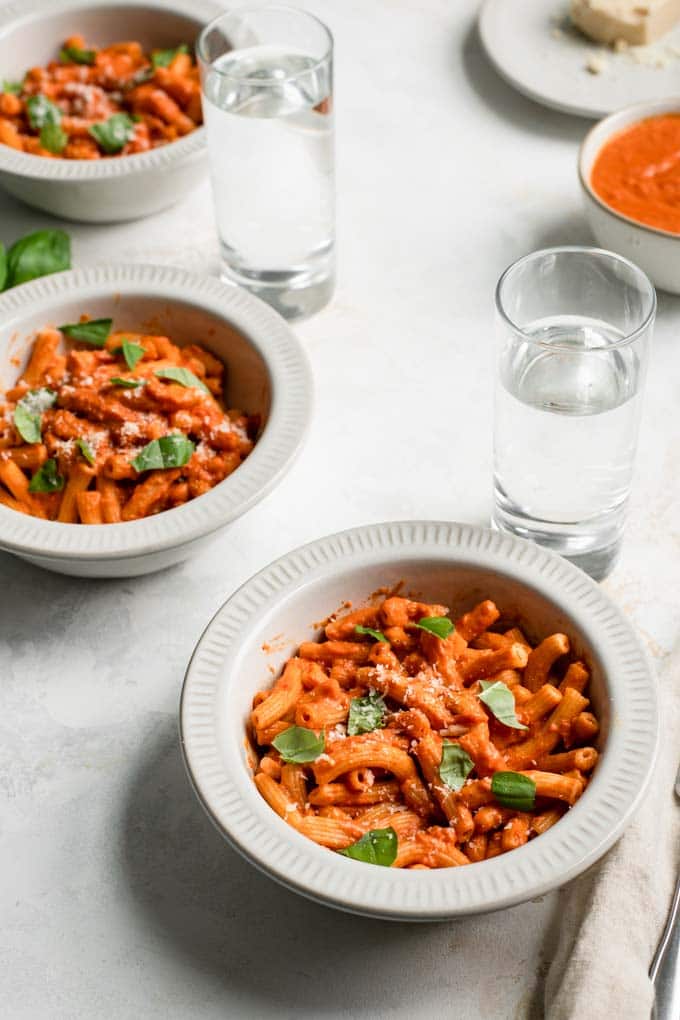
2, 2, 679, 1018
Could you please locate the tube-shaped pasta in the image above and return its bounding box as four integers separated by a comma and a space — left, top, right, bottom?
524, 633, 570, 692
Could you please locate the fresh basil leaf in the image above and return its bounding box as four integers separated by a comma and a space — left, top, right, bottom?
2, 80, 22, 94
131, 433, 195, 472
119, 339, 145, 371
26, 94, 62, 130
151, 43, 189, 69
88, 112, 135, 154
491, 771, 536, 812
478, 680, 528, 731
438, 741, 474, 792
338, 827, 398, 867
154, 366, 210, 394
0, 242, 6, 291
271, 725, 325, 764
59, 45, 96, 65
5, 229, 70, 288
40, 122, 68, 154
414, 616, 455, 640
28, 458, 64, 493
110, 376, 144, 389
14, 387, 56, 443
354, 624, 387, 643
76, 438, 95, 465
347, 690, 386, 736
59, 318, 112, 347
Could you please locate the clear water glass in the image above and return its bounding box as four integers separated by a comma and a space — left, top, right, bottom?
198, 6, 335, 321
493, 247, 656, 580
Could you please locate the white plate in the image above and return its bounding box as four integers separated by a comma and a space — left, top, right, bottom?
479, 0, 680, 119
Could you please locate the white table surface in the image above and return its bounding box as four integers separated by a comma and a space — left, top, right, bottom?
2, 2, 679, 1018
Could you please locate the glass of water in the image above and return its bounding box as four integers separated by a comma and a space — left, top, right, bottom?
493, 247, 656, 580
198, 6, 334, 320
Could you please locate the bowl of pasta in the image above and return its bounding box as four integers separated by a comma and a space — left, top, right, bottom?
0, 263, 312, 576
0, 0, 222, 221
181, 521, 658, 920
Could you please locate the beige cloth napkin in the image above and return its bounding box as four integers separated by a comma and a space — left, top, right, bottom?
544, 645, 680, 1019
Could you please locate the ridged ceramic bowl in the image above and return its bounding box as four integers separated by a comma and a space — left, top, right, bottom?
0, 0, 221, 222
181, 521, 658, 921
579, 98, 680, 295
0, 264, 312, 577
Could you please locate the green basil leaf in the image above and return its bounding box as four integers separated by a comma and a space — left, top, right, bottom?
354, 624, 388, 643
14, 387, 56, 443
271, 725, 325, 764
88, 112, 135, 154
491, 771, 536, 812
338, 827, 398, 867
347, 690, 386, 736
59, 318, 112, 347
131, 433, 195, 472
39, 122, 68, 154
119, 339, 145, 371
151, 43, 189, 69
414, 616, 455, 639
59, 45, 96, 65
478, 680, 528, 731
438, 741, 475, 792
26, 94, 62, 130
110, 376, 144, 389
76, 438, 95, 465
5, 229, 70, 288
0, 242, 6, 292
154, 366, 210, 394
28, 458, 64, 493
2, 80, 22, 94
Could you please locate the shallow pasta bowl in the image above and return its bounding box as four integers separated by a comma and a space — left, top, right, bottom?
0, 264, 312, 577
181, 520, 658, 921
579, 97, 680, 295
0, 0, 222, 222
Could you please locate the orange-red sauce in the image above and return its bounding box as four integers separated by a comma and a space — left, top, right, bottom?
591, 114, 680, 235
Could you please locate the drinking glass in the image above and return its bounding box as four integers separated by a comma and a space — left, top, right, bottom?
198, 6, 335, 320
493, 246, 656, 580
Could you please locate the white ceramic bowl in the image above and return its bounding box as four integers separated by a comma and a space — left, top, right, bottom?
0, 0, 222, 222
0, 264, 312, 577
181, 521, 658, 921
579, 98, 680, 295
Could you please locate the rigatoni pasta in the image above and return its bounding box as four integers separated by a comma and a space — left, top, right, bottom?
249, 593, 600, 868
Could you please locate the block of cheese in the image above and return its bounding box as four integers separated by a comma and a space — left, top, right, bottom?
571, 0, 680, 45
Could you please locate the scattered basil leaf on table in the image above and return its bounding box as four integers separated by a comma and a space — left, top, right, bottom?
414, 616, 455, 640
76, 438, 95, 465
59, 318, 112, 347
151, 43, 189, 69
5, 229, 70, 288
491, 771, 536, 812
271, 725, 325, 764
438, 741, 474, 791
118, 339, 145, 371
13, 388, 56, 443
478, 680, 528, 731
347, 689, 386, 736
154, 366, 210, 394
28, 458, 64, 493
88, 113, 135, 154
0, 242, 6, 291
131, 434, 195, 472
110, 377, 144, 389
40, 122, 68, 154
2, 80, 22, 94
338, 827, 398, 867
354, 624, 388, 643
59, 45, 96, 65
26, 94, 62, 130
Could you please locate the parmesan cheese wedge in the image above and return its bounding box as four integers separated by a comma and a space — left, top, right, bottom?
571, 0, 680, 45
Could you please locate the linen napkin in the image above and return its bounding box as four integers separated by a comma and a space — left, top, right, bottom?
544, 643, 680, 1019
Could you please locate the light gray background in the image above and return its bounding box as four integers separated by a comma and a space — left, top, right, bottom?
2, 2, 679, 1018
